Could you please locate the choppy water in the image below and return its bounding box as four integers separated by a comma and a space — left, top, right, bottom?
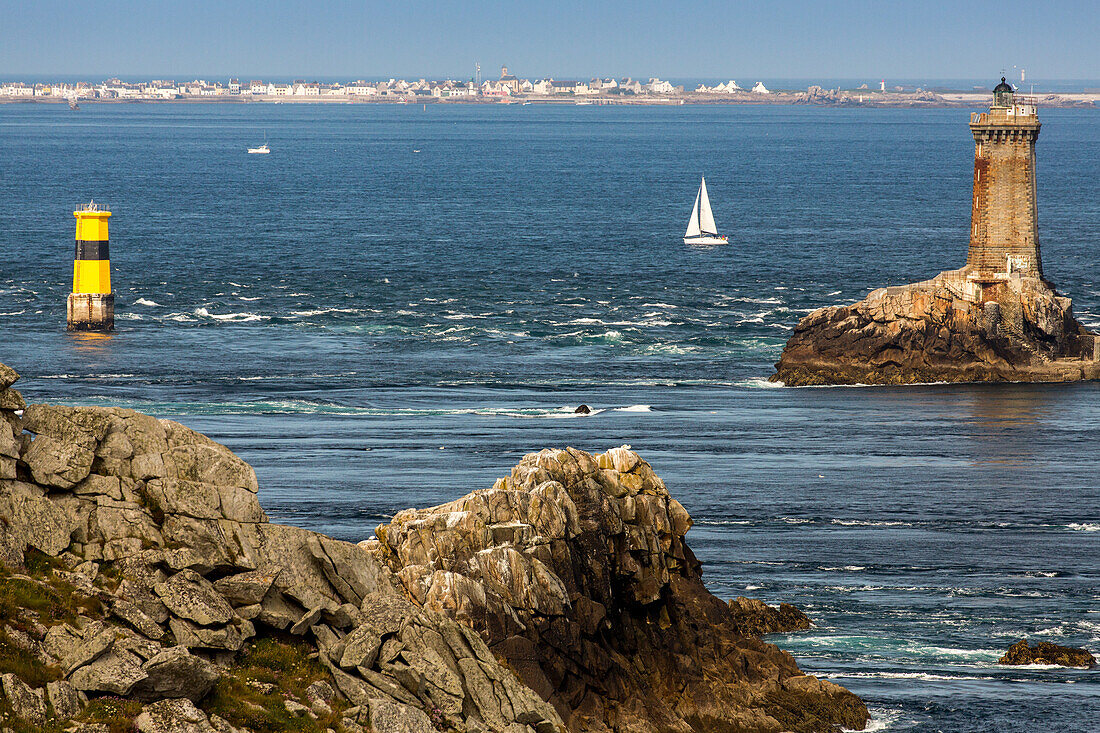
2, 103, 1098, 731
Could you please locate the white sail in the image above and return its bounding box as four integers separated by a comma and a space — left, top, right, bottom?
685, 189, 702, 237
698, 177, 718, 235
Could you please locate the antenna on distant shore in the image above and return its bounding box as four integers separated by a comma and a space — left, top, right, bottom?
475, 62, 481, 86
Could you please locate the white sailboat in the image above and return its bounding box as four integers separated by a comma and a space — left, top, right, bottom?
247, 132, 270, 154
683, 177, 727, 245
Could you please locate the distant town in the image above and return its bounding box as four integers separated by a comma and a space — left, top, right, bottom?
3, 67, 1099, 107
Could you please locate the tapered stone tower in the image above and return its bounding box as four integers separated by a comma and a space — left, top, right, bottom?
966, 77, 1042, 280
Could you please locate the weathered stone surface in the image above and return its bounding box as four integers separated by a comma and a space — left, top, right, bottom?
2, 672, 47, 726
999, 639, 1096, 668
111, 599, 166, 640
133, 645, 219, 701
339, 623, 383, 670
3, 481, 76, 555
135, 697, 218, 733
368, 698, 435, 733
213, 568, 277, 606
63, 628, 116, 674
168, 617, 248, 651
68, 649, 149, 695
773, 269, 1100, 386
47, 679, 81, 720
154, 569, 234, 626
0, 364, 18, 390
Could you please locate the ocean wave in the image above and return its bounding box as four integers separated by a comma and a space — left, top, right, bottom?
830, 519, 913, 528
818, 566, 868, 572
194, 307, 269, 322
1066, 522, 1100, 532
846, 707, 904, 733
736, 377, 784, 389
831, 671, 997, 681
290, 308, 359, 316
133, 298, 161, 306
612, 405, 652, 412
0, 310, 26, 316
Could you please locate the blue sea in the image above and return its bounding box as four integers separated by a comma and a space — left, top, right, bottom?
1, 102, 1098, 731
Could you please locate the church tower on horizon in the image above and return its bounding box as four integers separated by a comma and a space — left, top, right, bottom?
966, 77, 1043, 280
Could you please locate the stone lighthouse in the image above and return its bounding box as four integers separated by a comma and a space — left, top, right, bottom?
966, 77, 1042, 282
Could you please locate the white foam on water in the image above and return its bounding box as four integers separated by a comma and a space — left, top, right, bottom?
0, 310, 26, 316
194, 307, 269, 322
613, 405, 652, 412
133, 298, 161, 306
819, 566, 868, 572
239, 296, 262, 301
831, 519, 913, 527
736, 377, 784, 389
1067, 522, 1100, 532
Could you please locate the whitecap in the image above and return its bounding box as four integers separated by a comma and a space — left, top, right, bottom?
1067, 522, 1100, 532
613, 405, 652, 412
0, 310, 26, 316
194, 307, 269, 322
134, 298, 161, 307
737, 377, 784, 389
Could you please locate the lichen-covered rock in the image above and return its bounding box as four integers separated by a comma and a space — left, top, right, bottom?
133, 645, 219, 701
999, 639, 1096, 668
372, 446, 869, 733
154, 569, 234, 626
135, 697, 218, 733
773, 269, 1100, 385
2, 672, 47, 726
69, 649, 149, 695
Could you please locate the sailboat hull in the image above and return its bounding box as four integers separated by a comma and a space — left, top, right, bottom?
683, 235, 728, 245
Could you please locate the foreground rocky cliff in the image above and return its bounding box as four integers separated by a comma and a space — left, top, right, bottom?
773, 269, 1100, 386
0, 362, 867, 732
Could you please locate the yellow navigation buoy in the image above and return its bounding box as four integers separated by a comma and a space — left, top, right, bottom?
67, 201, 114, 331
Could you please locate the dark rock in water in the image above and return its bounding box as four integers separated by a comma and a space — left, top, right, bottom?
773, 270, 1100, 386
728, 596, 813, 636
999, 639, 1096, 668
574, 404, 591, 414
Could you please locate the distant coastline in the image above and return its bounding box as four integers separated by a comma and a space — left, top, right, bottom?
5, 94, 1100, 109
4, 75, 1099, 109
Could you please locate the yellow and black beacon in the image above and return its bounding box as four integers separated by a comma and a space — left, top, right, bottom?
67, 201, 114, 331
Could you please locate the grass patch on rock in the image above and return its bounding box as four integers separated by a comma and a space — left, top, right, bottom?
78, 696, 144, 733
202, 633, 349, 733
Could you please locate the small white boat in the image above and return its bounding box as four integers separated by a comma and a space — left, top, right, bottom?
683, 177, 727, 245
248, 132, 270, 154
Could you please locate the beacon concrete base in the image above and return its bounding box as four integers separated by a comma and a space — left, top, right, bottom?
67, 292, 114, 332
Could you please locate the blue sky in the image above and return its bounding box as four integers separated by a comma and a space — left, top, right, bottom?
1, 0, 1096, 80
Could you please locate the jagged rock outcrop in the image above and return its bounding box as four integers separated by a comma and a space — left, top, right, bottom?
0, 362, 866, 732
773, 269, 1100, 385
369, 446, 867, 732
999, 639, 1096, 668
0, 363, 561, 733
